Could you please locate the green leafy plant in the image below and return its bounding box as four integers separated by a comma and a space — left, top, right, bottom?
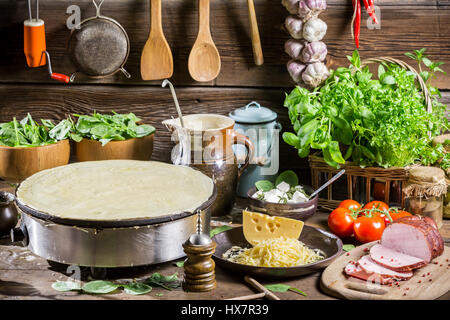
69, 111, 155, 146
283, 49, 449, 170
0, 114, 69, 147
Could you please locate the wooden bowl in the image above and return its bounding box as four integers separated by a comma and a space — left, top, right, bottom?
0, 140, 70, 183
247, 186, 318, 221
75, 134, 154, 162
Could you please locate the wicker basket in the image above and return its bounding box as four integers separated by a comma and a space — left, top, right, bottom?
310, 57, 431, 211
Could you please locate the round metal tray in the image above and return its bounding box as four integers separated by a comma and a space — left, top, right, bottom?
15, 184, 217, 228
212, 226, 343, 279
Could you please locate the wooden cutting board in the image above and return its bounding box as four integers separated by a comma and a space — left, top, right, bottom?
321, 241, 450, 300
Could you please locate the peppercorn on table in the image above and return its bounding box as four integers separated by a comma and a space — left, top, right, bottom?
0, 181, 449, 300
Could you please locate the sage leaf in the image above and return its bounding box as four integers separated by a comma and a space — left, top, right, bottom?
210, 225, 233, 238
52, 281, 81, 292
123, 282, 152, 295
81, 281, 120, 294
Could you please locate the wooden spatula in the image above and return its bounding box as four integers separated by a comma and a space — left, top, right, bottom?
140, 0, 173, 80
188, 0, 221, 82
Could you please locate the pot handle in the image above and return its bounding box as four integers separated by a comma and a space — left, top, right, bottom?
120, 67, 131, 79
227, 129, 255, 179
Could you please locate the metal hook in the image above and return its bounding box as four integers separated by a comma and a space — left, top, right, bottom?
27, 0, 39, 21
92, 0, 105, 17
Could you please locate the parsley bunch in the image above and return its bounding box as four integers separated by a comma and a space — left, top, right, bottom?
283, 49, 449, 170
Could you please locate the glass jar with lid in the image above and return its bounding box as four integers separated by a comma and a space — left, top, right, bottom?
403, 166, 447, 229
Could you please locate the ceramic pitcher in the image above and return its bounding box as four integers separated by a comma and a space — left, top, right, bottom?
163, 114, 255, 216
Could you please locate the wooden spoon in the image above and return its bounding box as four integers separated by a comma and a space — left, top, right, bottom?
247, 0, 264, 66
140, 0, 173, 80
188, 0, 221, 82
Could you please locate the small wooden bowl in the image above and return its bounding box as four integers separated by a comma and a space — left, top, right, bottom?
0, 140, 70, 183
247, 186, 318, 221
75, 133, 154, 162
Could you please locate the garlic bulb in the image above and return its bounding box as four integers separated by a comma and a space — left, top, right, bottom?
281, 0, 300, 15
303, 18, 327, 42
285, 39, 304, 59
302, 62, 329, 87
302, 41, 327, 63
287, 60, 306, 83
285, 15, 303, 39
299, 0, 327, 20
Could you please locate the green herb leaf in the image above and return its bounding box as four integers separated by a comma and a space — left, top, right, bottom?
145, 272, 181, 291
122, 282, 152, 295
264, 284, 307, 297
342, 244, 356, 252
255, 180, 275, 192
263, 284, 291, 292
155, 293, 164, 297
174, 260, 185, 268
275, 170, 299, 187
51, 281, 81, 292
81, 281, 120, 294
210, 225, 233, 238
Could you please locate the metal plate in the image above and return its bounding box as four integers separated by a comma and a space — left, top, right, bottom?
212, 226, 343, 279
67, 16, 129, 77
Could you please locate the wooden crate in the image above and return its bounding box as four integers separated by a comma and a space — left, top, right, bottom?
309, 154, 411, 211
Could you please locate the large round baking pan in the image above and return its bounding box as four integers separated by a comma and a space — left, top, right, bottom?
19, 207, 213, 268
15, 184, 217, 228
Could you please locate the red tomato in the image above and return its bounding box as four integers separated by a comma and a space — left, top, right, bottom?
363, 201, 389, 212
373, 211, 392, 225
328, 207, 356, 238
337, 199, 361, 212
353, 216, 386, 243
392, 210, 412, 220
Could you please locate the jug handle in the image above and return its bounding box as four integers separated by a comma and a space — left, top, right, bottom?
227, 129, 255, 179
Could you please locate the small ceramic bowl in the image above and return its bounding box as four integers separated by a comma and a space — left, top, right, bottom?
247, 185, 318, 221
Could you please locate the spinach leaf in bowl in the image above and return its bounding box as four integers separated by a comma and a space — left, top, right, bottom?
0, 114, 67, 147
71, 112, 156, 146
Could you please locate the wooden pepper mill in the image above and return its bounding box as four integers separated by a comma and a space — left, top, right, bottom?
182, 211, 216, 292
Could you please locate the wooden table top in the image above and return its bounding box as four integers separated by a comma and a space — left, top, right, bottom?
1, 181, 449, 300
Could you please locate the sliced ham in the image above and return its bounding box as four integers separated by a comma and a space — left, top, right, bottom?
344, 262, 393, 285
398, 219, 443, 259
357, 255, 413, 280
381, 219, 434, 263
370, 244, 427, 272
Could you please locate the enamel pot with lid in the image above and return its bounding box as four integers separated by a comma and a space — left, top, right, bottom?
67, 0, 131, 81
229, 102, 282, 197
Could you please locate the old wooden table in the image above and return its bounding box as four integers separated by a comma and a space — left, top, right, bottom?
1, 181, 449, 300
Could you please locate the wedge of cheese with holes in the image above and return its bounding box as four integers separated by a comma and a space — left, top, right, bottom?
243, 210, 304, 245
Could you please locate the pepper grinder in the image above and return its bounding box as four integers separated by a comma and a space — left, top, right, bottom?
182, 211, 216, 292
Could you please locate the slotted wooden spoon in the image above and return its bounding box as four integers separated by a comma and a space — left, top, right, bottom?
140, 0, 173, 80
188, 0, 221, 82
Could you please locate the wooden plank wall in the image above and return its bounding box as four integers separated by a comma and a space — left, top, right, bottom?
1, 0, 449, 185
